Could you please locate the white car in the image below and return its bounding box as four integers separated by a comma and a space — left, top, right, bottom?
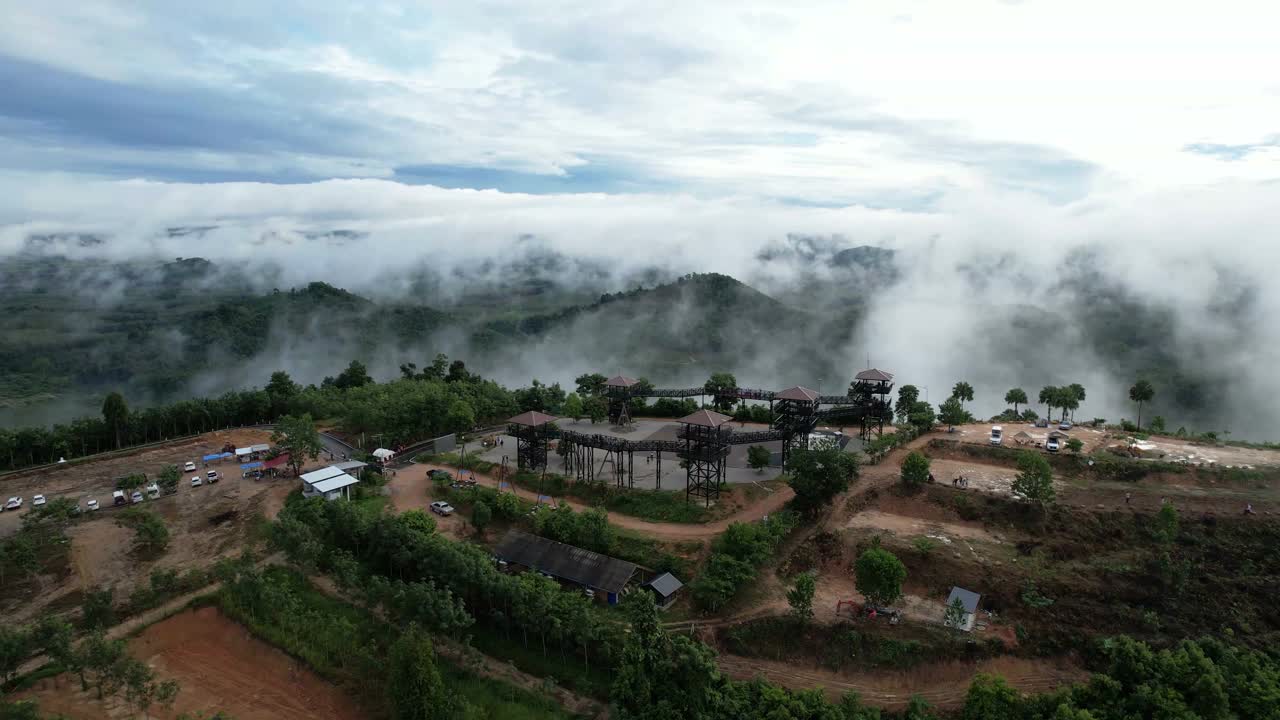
130, 490, 145, 504
429, 501, 455, 516
4, 497, 22, 511
146, 483, 160, 498
32, 494, 47, 507
206, 470, 220, 483
1046, 437, 1061, 453
184, 461, 197, 472
85, 499, 100, 511
191, 475, 203, 487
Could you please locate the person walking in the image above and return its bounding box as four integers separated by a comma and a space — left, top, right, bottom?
1125, 491, 1132, 505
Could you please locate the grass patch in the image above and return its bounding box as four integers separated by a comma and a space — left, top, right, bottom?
613, 529, 693, 577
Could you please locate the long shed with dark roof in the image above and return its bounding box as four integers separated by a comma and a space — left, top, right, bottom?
493, 530, 639, 605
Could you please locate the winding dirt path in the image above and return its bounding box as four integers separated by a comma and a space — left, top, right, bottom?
717, 653, 1086, 710
403, 462, 795, 541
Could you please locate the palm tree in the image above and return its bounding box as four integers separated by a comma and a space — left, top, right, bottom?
1129, 380, 1155, 429
1004, 388, 1028, 416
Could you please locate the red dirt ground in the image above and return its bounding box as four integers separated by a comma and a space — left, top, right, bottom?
18, 606, 365, 720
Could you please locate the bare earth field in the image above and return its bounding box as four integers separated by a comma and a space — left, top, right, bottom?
0, 428, 319, 624
18, 606, 365, 720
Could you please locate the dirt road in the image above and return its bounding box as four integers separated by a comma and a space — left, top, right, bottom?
717, 653, 1086, 710
400, 461, 795, 541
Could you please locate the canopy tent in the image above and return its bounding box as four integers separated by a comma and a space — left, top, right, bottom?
239, 461, 264, 471
249, 444, 270, 453
372, 448, 395, 461
202, 452, 234, 462
235, 448, 253, 458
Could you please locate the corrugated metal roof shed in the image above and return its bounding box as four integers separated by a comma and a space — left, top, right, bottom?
311, 473, 359, 493
644, 572, 684, 598
605, 375, 639, 387
493, 531, 638, 594
300, 466, 346, 484
947, 586, 981, 613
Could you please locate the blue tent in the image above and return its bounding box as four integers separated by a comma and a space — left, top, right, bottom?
240, 461, 264, 471
202, 452, 233, 462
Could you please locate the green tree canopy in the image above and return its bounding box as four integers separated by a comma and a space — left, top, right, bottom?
1039, 386, 1059, 419
471, 500, 492, 536
333, 360, 374, 389
1012, 451, 1055, 504
703, 372, 739, 412
896, 385, 921, 423
950, 381, 975, 404
585, 396, 608, 424
387, 624, 451, 720
1129, 380, 1155, 428
445, 400, 476, 435
787, 571, 816, 623
574, 373, 608, 397
785, 443, 859, 516
116, 508, 170, 553
563, 392, 585, 421
102, 391, 129, 449
937, 397, 970, 429
747, 445, 771, 472
907, 401, 936, 432
854, 547, 906, 607
1004, 388, 1028, 414
271, 413, 324, 476
900, 451, 931, 490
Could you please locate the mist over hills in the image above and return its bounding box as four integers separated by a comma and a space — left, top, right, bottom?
0, 228, 1270, 440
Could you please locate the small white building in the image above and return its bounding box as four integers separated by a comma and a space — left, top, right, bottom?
300, 466, 360, 501
944, 586, 982, 632
372, 448, 395, 464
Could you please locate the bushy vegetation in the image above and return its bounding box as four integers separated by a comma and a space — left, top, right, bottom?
689, 512, 799, 611
214, 562, 573, 719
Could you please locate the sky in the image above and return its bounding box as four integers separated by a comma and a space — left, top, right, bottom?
2, 1, 1280, 432
1, 0, 1276, 206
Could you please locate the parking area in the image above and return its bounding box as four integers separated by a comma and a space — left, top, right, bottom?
0, 428, 273, 539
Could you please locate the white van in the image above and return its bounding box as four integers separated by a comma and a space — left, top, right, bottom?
990, 426, 1003, 445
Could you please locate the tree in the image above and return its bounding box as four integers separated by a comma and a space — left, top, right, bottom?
157, 464, 180, 495
493, 491, 520, 521
785, 443, 859, 516
471, 501, 492, 537
703, 372, 738, 412
1066, 438, 1083, 454
895, 385, 920, 423
787, 571, 816, 623
961, 674, 1022, 720
563, 393, 585, 421
574, 373, 608, 397
445, 400, 476, 435
612, 591, 722, 720
0, 626, 31, 685
1054, 386, 1079, 422
1004, 388, 1028, 416
1149, 415, 1167, 433
1154, 503, 1179, 545
271, 414, 324, 477
951, 381, 974, 405
1039, 386, 1059, 421
900, 451, 931, 490
2, 535, 38, 584
747, 445, 770, 473
387, 625, 451, 720
102, 391, 129, 448
334, 360, 374, 389
854, 548, 905, 607
944, 596, 968, 630
1129, 380, 1155, 430
1011, 451, 1055, 504
585, 396, 608, 424
937, 397, 969, 430
265, 370, 300, 417
907, 401, 936, 432
116, 508, 170, 553
81, 588, 115, 630
1066, 383, 1087, 420
446, 359, 471, 383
